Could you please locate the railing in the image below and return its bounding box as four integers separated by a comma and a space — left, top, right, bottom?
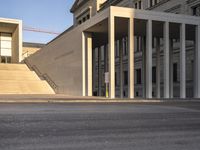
24, 59, 59, 93
43, 73, 59, 93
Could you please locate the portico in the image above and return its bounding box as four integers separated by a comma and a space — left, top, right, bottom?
83, 6, 200, 99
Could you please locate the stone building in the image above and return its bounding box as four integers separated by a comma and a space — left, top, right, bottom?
26, 0, 200, 99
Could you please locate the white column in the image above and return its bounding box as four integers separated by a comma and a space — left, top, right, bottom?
128, 17, 134, 98
163, 22, 170, 98
119, 38, 124, 98
156, 37, 160, 98
86, 33, 93, 96
194, 25, 200, 98
180, 24, 186, 98
146, 20, 152, 98
169, 39, 174, 98
108, 15, 115, 98
82, 32, 86, 96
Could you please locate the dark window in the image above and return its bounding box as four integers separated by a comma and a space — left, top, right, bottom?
135, 3, 138, 9
192, 5, 200, 16
115, 42, 119, 57
136, 69, 142, 84
137, 36, 140, 52
173, 63, 178, 82
87, 14, 90, 19
124, 71, 128, 86
115, 72, 118, 86
154, 0, 158, 5
150, 0, 153, 7
139, 1, 142, 9
152, 66, 156, 83
78, 20, 82, 24
123, 38, 128, 56
83, 17, 86, 22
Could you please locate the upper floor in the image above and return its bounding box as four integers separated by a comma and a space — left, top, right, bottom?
71, 0, 200, 26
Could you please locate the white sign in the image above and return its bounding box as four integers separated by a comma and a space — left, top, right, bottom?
105, 72, 109, 83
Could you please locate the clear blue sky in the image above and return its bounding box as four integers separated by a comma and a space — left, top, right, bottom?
0, 0, 75, 44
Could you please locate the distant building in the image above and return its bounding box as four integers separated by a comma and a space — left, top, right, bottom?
22, 42, 45, 60
25, 0, 200, 99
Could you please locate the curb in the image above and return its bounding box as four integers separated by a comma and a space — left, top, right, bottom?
0, 99, 199, 103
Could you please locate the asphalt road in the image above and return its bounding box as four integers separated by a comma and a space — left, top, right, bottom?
0, 102, 200, 150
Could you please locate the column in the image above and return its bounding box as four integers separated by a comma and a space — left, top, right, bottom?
194, 25, 200, 98
82, 32, 86, 96
156, 37, 160, 98
169, 39, 174, 98
180, 24, 186, 98
146, 20, 152, 98
108, 14, 115, 98
128, 17, 134, 98
98, 46, 102, 96
86, 33, 93, 96
119, 38, 124, 98
163, 22, 170, 98
142, 36, 146, 98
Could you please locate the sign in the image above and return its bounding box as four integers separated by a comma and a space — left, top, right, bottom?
105, 72, 109, 83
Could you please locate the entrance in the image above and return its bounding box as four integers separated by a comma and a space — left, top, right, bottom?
0, 32, 12, 64
0, 56, 11, 63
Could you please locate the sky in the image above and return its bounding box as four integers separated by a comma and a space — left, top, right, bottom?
0, 0, 75, 44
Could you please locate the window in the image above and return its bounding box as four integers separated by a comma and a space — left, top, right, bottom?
135, 3, 138, 9
87, 14, 90, 19
115, 72, 117, 86
123, 37, 128, 56
152, 66, 156, 83
192, 5, 200, 16
124, 71, 128, 86
83, 17, 86, 22
137, 36, 140, 52
115, 41, 119, 57
173, 63, 178, 82
139, 1, 142, 9
136, 69, 142, 84
150, 0, 153, 7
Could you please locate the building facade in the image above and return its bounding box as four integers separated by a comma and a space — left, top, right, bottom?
26, 0, 200, 99
0, 18, 22, 63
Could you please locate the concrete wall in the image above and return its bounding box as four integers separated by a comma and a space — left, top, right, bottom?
26, 26, 84, 95
12, 23, 22, 63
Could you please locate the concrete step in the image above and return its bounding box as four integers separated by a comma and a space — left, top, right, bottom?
0, 70, 40, 81
0, 80, 55, 94
0, 63, 29, 71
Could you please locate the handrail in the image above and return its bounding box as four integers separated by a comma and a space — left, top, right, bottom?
24, 59, 59, 93
43, 73, 59, 93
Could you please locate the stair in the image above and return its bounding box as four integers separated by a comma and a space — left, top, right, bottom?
0, 63, 55, 94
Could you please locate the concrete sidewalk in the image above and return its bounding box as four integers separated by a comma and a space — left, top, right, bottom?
0, 94, 199, 103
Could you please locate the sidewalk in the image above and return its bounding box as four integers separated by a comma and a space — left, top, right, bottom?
0, 94, 199, 103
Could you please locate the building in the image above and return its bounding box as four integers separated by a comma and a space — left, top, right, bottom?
22, 42, 45, 60
26, 0, 200, 99
0, 17, 22, 63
